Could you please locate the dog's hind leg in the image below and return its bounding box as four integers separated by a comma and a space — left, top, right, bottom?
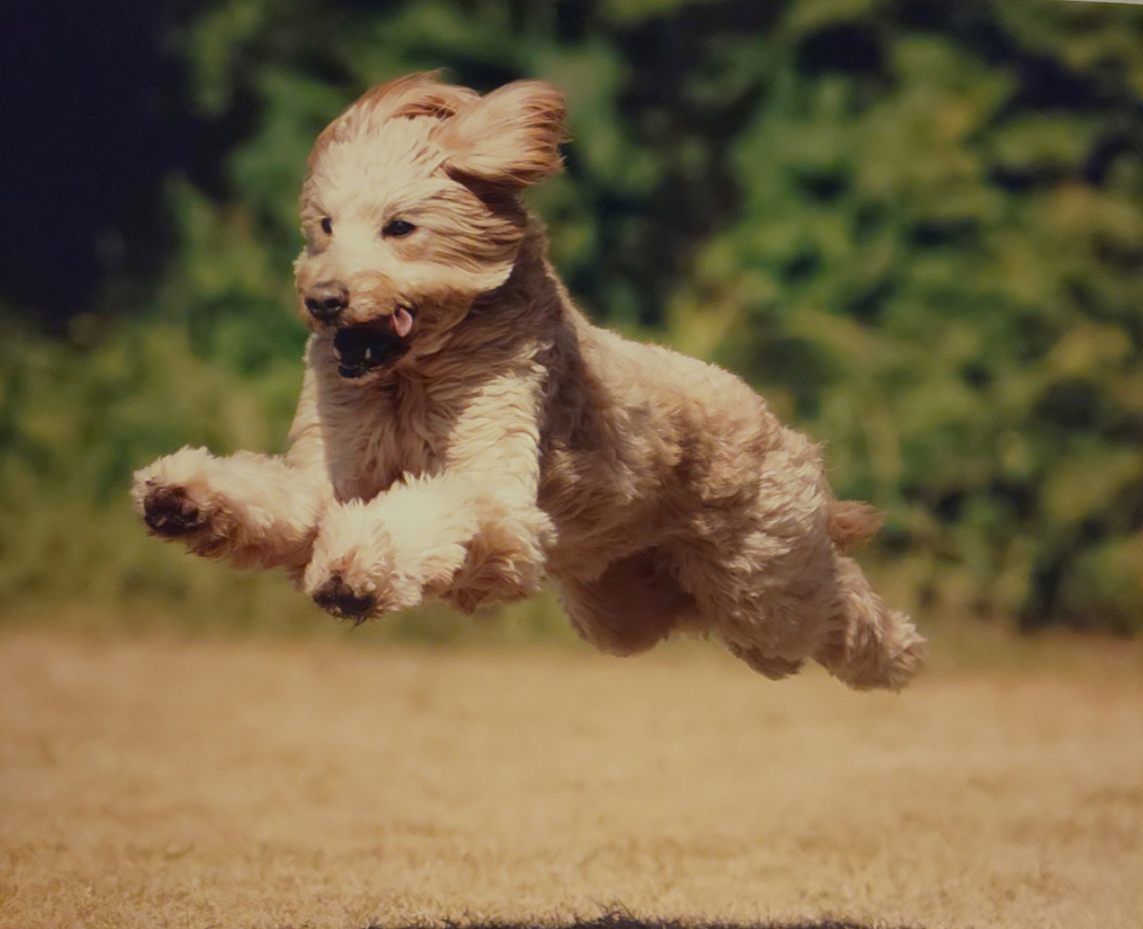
812, 555, 926, 691
677, 535, 924, 689
557, 547, 698, 656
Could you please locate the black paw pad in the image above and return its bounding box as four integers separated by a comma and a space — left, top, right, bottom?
144, 485, 208, 537
313, 575, 375, 624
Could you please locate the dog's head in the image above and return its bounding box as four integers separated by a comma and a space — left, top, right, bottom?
294, 72, 566, 379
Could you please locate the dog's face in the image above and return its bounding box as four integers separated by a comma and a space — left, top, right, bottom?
294, 74, 565, 379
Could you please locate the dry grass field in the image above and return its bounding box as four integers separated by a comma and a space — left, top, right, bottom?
1, 628, 1141, 929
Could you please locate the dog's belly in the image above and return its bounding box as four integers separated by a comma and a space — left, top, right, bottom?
538, 451, 692, 581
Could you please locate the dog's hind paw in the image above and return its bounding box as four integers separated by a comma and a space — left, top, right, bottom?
141, 483, 211, 537
312, 574, 377, 625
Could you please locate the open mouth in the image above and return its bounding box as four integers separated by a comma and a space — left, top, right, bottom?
332, 315, 412, 379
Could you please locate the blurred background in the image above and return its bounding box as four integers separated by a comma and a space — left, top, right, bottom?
2, 0, 1142, 642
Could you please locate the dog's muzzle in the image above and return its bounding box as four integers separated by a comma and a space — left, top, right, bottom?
332, 308, 415, 378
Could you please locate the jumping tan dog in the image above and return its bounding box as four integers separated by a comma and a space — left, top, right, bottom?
133, 73, 925, 689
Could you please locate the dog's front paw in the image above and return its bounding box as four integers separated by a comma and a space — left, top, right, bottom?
132, 452, 233, 555
312, 573, 377, 625
140, 483, 210, 537
305, 549, 423, 624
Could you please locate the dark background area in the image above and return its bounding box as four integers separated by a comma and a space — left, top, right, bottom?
0, 0, 201, 325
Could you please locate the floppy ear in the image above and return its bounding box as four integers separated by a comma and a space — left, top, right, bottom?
436, 80, 566, 189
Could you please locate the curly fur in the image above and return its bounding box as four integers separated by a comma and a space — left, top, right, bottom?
133, 72, 925, 690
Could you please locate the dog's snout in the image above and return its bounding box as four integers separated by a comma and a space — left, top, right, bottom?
305, 281, 349, 322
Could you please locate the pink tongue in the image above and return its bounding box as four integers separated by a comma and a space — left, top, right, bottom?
390, 307, 413, 338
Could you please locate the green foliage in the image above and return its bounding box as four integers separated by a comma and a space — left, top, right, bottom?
2, 0, 1142, 635
0, 310, 298, 628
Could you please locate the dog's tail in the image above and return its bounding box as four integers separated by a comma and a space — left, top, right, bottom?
827, 498, 883, 551
816, 555, 926, 691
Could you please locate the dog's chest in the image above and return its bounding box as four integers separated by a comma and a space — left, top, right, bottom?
326, 382, 444, 502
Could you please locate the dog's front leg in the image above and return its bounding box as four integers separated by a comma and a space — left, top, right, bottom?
131, 371, 330, 576
132, 447, 328, 574
303, 373, 552, 621
304, 468, 554, 621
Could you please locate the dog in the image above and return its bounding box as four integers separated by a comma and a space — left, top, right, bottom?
132, 72, 925, 690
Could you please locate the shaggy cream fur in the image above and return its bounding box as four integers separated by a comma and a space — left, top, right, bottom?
133, 73, 925, 690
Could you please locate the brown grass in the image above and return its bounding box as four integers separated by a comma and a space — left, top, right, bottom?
1, 629, 1141, 929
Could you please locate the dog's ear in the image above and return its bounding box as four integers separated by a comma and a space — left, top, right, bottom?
436, 80, 566, 189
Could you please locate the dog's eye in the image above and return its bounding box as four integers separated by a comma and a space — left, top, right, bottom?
382, 219, 416, 238
320, 217, 333, 235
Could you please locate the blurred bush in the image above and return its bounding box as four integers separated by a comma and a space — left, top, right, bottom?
2, 0, 1142, 635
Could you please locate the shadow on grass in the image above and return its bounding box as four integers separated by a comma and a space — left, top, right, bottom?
366, 914, 921, 929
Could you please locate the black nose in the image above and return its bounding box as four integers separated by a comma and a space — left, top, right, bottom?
305, 281, 349, 322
